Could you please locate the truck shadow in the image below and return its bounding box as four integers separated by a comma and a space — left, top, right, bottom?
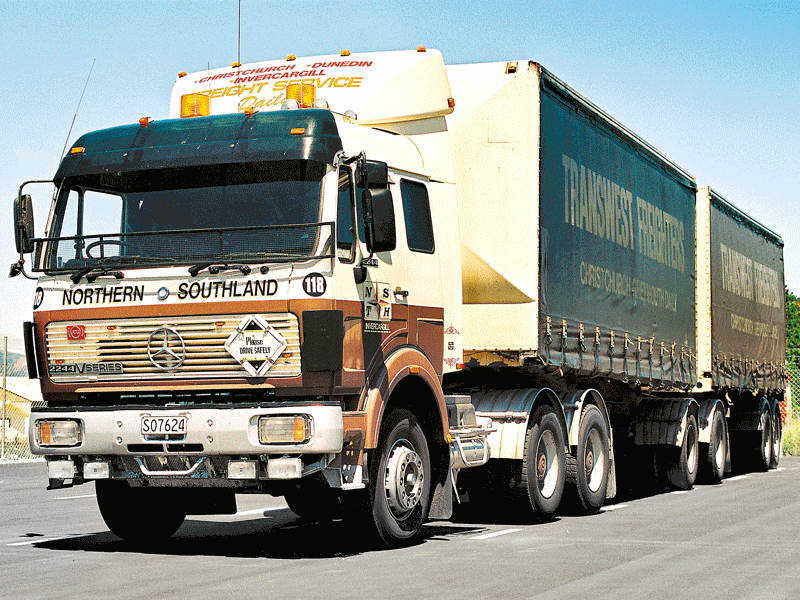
32, 510, 484, 558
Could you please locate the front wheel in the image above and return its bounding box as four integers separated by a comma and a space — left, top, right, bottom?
95, 480, 186, 542
521, 405, 566, 521
366, 409, 432, 547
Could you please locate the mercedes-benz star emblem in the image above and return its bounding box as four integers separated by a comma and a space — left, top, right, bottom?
146, 327, 186, 371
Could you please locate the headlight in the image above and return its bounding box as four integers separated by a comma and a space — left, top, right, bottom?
36, 420, 82, 447
258, 415, 311, 444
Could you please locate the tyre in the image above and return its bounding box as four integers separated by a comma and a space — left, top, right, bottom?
521, 405, 566, 521
770, 405, 782, 469
754, 409, 772, 471
284, 485, 341, 521
95, 480, 186, 542
566, 405, 609, 513
700, 408, 727, 484
665, 413, 699, 490
365, 409, 432, 547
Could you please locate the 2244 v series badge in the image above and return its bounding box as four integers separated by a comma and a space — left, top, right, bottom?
224, 315, 288, 377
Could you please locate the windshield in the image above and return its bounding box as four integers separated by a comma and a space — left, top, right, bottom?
40, 160, 329, 272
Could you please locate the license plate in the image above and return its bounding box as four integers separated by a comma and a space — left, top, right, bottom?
141, 415, 187, 440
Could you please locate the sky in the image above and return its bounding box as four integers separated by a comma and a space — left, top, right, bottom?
1, 0, 798, 352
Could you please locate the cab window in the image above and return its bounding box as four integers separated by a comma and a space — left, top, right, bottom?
336, 167, 356, 263
400, 180, 434, 253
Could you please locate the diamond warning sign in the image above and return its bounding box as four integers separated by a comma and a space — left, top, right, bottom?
225, 315, 288, 377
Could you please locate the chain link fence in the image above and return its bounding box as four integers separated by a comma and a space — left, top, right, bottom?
785, 351, 800, 456
1, 336, 39, 462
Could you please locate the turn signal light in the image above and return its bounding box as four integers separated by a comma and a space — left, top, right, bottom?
180, 93, 210, 118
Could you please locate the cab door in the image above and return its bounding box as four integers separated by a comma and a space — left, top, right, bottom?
395, 177, 444, 372
335, 165, 409, 387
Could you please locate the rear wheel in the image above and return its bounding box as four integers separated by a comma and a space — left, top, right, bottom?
770, 404, 782, 469
665, 413, 699, 490
522, 405, 566, 521
365, 409, 432, 547
700, 408, 727, 484
95, 480, 186, 542
566, 405, 609, 513
754, 409, 773, 471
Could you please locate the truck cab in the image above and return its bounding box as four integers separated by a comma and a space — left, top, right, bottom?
15, 49, 485, 547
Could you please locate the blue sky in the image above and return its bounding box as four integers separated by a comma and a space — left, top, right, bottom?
2, 0, 798, 350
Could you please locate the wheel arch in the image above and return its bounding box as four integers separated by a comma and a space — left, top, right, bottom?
697, 397, 728, 444
361, 345, 447, 451
559, 388, 612, 449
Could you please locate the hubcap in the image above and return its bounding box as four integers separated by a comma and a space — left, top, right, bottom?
385, 440, 424, 519
585, 428, 606, 492
536, 429, 559, 499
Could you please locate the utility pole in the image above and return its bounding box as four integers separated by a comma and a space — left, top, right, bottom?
2, 336, 7, 461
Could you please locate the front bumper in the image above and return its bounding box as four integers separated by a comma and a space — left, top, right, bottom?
29, 403, 344, 456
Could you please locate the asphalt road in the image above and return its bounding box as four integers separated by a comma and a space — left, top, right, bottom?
2, 458, 799, 600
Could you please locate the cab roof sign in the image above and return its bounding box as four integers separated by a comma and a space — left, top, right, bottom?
171, 49, 454, 126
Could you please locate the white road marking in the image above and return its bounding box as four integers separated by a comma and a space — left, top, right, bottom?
8, 534, 89, 547
233, 506, 287, 517
671, 489, 694, 495
600, 503, 629, 511
54, 493, 96, 500
471, 528, 523, 540
726, 475, 748, 482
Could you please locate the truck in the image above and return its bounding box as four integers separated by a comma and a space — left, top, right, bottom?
11, 48, 786, 547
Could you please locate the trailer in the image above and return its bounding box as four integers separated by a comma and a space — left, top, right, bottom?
11, 49, 786, 547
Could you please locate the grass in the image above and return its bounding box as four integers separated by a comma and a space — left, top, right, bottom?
784, 417, 800, 456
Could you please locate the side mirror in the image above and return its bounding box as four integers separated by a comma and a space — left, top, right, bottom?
362, 188, 396, 253
357, 160, 389, 189
13, 194, 35, 255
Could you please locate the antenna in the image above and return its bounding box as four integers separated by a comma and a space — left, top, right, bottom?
238, 0, 241, 65
60, 58, 96, 161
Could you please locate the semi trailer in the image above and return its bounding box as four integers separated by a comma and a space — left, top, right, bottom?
11, 48, 786, 547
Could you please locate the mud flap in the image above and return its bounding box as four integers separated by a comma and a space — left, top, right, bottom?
428, 467, 453, 520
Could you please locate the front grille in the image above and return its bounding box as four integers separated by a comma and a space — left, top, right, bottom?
46, 313, 301, 382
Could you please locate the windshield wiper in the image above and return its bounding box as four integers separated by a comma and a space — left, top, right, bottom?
70, 268, 125, 284
188, 263, 253, 277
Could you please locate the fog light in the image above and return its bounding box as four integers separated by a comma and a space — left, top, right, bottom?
83, 462, 110, 479
267, 457, 302, 479
37, 420, 82, 447
48, 460, 76, 480
258, 415, 311, 444
228, 460, 258, 480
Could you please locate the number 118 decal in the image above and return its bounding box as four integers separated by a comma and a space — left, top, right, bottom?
302, 273, 327, 297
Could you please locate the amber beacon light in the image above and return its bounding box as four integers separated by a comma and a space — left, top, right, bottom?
181, 93, 211, 118
285, 82, 316, 108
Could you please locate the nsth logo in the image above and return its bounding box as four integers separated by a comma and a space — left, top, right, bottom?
66, 325, 86, 341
